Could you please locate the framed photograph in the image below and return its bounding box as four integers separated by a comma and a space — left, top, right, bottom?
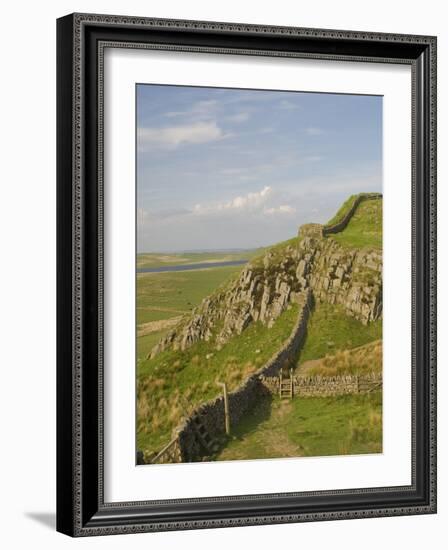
57, 13, 437, 536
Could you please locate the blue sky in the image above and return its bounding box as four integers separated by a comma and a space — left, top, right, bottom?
137, 84, 382, 252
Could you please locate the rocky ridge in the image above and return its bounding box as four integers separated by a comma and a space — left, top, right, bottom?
150, 197, 382, 359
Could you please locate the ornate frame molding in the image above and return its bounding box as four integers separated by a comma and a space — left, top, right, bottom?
57, 13, 437, 537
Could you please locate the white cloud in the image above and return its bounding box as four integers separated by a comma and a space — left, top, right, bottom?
303, 155, 323, 162
306, 127, 324, 136
278, 99, 301, 110
138, 121, 225, 150
226, 112, 250, 123
264, 205, 296, 215
164, 99, 219, 119
193, 186, 273, 215
191, 186, 296, 219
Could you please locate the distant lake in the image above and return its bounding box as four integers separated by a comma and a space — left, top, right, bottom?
137, 259, 248, 274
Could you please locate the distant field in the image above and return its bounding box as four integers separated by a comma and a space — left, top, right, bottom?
136, 265, 244, 364
137, 250, 263, 269
137, 266, 243, 326
217, 392, 382, 461
330, 198, 382, 250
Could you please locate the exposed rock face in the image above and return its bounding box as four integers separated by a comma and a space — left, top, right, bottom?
150, 259, 305, 357
150, 232, 382, 358
300, 237, 382, 324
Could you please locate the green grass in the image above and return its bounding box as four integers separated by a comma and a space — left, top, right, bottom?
137, 332, 172, 361
301, 340, 382, 377
137, 250, 263, 269
217, 392, 382, 461
137, 304, 299, 456
325, 194, 360, 226
330, 199, 382, 250
136, 266, 243, 327
136, 265, 246, 365
250, 236, 299, 268
298, 302, 382, 364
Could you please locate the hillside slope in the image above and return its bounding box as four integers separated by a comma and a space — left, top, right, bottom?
138, 193, 383, 459
150, 194, 382, 359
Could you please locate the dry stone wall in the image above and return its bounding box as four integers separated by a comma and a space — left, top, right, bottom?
323, 192, 382, 235
260, 372, 382, 397
151, 290, 312, 464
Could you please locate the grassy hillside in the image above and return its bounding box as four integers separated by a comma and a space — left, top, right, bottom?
137, 304, 299, 455
136, 193, 383, 462
217, 392, 382, 461
325, 194, 360, 226
330, 198, 382, 249
298, 340, 382, 377
297, 302, 382, 365
250, 237, 299, 268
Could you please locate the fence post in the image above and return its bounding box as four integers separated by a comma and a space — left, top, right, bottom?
217, 382, 230, 435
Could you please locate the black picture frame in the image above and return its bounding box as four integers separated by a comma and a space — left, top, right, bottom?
56, 13, 437, 537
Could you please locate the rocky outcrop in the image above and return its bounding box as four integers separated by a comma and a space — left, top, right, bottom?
150, 198, 383, 358
300, 236, 382, 324
150, 256, 308, 357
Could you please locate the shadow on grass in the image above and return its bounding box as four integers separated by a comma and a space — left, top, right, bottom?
232, 393, 274, 440
211, 392, 274, 460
